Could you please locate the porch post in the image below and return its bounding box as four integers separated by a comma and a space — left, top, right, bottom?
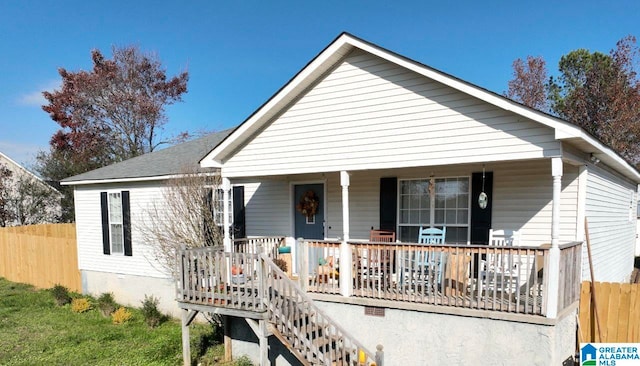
222, 177, 232, 252
546, 157, 562, 318
339, 171, 353, 297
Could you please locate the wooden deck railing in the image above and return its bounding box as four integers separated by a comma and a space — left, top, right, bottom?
304, 240, 341, 294
178, 238, 581, 318
176, 242, 377, 365
233, 236, 283, 258
263, 253, 376, 365
298, 239, 582, 317
177, 246, 266, 312
557, 241, 582, 313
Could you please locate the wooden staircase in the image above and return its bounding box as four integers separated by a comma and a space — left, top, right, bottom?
261, 254, 375, 365
177, 244, 377, 365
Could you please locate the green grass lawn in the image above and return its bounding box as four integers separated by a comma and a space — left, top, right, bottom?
0, 277, 242, 366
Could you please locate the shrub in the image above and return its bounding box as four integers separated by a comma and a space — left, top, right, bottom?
71, 297, 92, 313
111, 307, 133, 324
51, 284, 71, 306
234, 355, 254, 366
97, 292, 118, 317
140, 295, 164, 328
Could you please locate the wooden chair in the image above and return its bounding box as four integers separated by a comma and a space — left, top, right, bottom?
369, 230, 396, 243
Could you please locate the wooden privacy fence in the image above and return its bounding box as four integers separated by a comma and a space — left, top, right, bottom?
0, 223, 80, 292
579, 281, 640, 343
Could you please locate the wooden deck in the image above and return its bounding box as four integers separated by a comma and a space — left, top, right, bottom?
177, 238, 581, 317
177, 245, 378, 365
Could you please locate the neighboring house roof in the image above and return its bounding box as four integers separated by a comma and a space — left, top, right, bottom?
200, 32, 640, 182
62, 129, 234, 185
0, 151, 61, 196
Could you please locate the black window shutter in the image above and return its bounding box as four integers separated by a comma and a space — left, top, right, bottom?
470, 172, 493, 245
100, 192, 111, 255
232, 186, 246, 239
122, 191, 132, 256
379, 177, 398, 232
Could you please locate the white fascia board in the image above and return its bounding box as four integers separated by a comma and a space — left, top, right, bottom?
199, 36, 353, 168
571, 129, 640, 181
62, 171, 221, 186
200, 159, 222, 168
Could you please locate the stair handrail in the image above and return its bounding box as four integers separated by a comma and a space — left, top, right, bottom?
259, 252, 376, 365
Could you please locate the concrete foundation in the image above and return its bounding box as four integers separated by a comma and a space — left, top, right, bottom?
82, 270, 180, 317
228, 299, 577, 366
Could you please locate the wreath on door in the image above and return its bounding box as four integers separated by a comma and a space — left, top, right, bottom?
296, 190, 319, 218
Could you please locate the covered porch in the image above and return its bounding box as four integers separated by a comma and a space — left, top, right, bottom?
215, 157, 583, 319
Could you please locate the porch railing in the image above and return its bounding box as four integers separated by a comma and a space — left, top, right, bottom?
177, 246, 265, 311
557, 241, 582, 313
299, 239, 582, 317
177, 238, 581, 318
233, 237, 284, 258
304, 240, 341, 295
176, 243, 377, 365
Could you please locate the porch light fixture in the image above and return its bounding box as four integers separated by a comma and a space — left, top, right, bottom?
590, 153, 600, 165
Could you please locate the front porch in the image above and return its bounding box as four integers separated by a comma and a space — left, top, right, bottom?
178, 237, 581, 319
176, 237, 581, 365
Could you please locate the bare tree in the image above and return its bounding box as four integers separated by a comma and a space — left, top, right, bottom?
139, 168, 222, 279
0, 163, 61, 227
7, 172, 61, 225
505, 55, 549, 111
0, 164, 12, 227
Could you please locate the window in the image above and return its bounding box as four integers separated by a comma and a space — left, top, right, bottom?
100, 191, 131, 256
398, 177, 470, 243
108, 192, 124, 254
213, 189, 233, 227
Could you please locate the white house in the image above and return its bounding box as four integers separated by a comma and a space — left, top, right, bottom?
65, 33, 639, 365
193, 33, 639, 365
0, 151, 61, 226
61, 130, 233, 316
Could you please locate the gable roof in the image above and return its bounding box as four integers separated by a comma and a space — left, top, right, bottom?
62, 128, 234, 185
0, 151, 61, 195
200, 32, 640, 182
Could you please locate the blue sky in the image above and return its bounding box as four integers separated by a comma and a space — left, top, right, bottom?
1, 1, 638, 167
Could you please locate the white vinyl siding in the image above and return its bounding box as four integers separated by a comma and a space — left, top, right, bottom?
74, 182, 170, 279
492, 161, 579, 246
584, 164, 636, 282
222, 50, 559, 177
235, 162, 578, 246
241, 180, 291, 237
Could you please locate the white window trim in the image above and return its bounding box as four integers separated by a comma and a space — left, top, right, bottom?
397, 175, 471, 243
107, 191, 124, 255
212, 188, 233, 228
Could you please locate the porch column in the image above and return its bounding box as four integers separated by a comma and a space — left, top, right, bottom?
222, 177, 232, 252
339, 171, 353, 297
546, 157, 562, 318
